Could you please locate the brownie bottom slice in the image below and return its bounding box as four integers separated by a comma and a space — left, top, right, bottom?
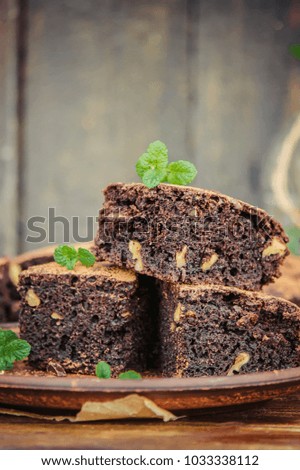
158, 282, 300, 377
18, 262, 153, 375
1, 242, 94, 323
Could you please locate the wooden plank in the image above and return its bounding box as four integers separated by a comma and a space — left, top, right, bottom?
188, 0, 292, 208
22, 0, 189, 251
0, 0, 18, 255
1, 393, 300, 449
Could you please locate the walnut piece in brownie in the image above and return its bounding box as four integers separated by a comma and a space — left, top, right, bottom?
158, 282, 300, 377
18, 261, 152, 375
95, 183, 288, 290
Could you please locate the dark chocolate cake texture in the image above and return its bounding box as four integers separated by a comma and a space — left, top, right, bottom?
95, 183, 289, 291
158, 282, 300, 377
0, 242, 93, 322
18, 262, 153, 375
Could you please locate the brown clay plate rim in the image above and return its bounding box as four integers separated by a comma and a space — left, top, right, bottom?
1, 366, 300, 393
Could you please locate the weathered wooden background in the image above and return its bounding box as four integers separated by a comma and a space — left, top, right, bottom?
0, 0, 300, 255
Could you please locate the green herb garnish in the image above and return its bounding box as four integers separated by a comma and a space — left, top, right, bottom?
136, 140, 197, 188
0, 329, 31, 371
54, 245, 96, 270
289, 44, 300, 61
77, 247, 96, 267
136, 141, 168, 188
95, 361, 112, 379
118, 370, 142, 380
166, 161, 198, 185
286, 226, 300, 256
95, 361, 142, 380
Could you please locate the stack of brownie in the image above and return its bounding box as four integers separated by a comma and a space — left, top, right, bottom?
18, 183, 300, 376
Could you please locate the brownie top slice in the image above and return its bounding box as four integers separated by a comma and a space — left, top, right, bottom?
96, 182, 288, 290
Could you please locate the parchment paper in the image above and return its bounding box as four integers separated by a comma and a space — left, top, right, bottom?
0, 394, 178, 422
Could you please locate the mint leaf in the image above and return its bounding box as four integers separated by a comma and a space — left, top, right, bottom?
4, 340, 31, 363
136, 140, 168, 188
166, 160, 197, 185
147, 140, 168, 160
142, 168, 167, 189
0, 329, 31, 371
136, 147, 168, 177
289, 44, 300, 61
78, 248, 96, 267
0, 359, 13, 371
286, 226, 300, 255
136, 153, 152, 179
54, 245, 78, 270
95, 361, 111, 379
0, 329, 18, 346
118, 370, 142, 380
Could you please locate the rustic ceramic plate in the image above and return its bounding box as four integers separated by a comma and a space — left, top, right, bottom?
1, 365, 300, 411
1, 324, 300, 411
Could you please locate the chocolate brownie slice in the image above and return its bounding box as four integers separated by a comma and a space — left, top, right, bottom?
0, 242, 94, 322
264, 255, 300, 306
18, 262, 152, 375
95, 183, 288, 290
158, 282, 300, 377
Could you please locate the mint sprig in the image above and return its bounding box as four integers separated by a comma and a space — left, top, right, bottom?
54, 245, 96, 270
136, 140, 197, 188
95, 361, 142, 380
0, 329, 31, 371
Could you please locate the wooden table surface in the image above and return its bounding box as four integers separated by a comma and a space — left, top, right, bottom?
1, 393, 300, 450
